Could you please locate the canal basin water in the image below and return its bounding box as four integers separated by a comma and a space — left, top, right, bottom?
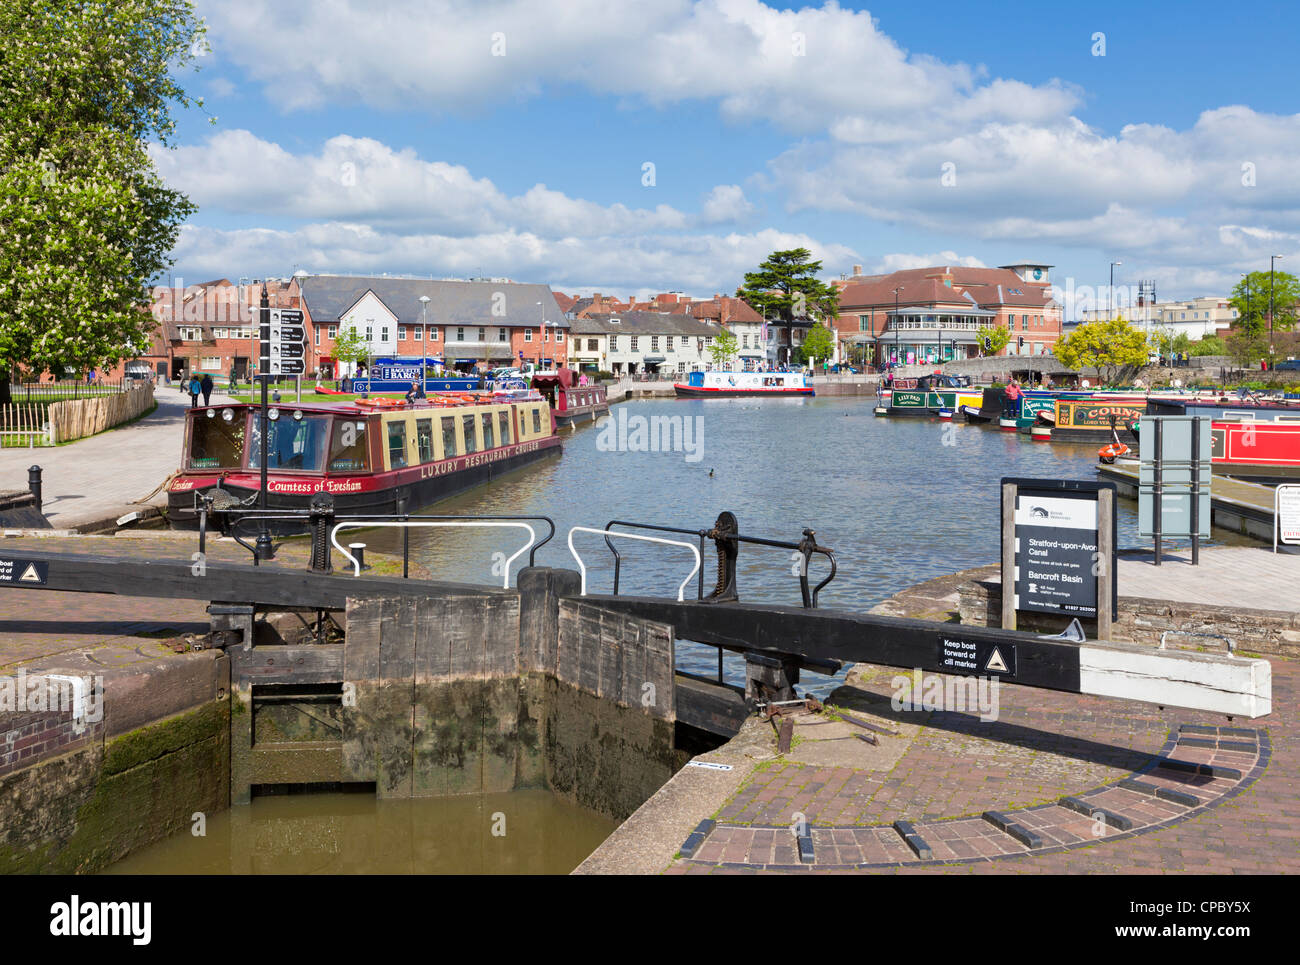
361, 396, 1252, 691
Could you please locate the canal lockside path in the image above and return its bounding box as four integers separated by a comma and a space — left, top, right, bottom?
578, 557, 1298, 875
0, 384, 238, 532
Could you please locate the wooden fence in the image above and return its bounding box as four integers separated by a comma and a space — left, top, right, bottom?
45, 383, 156, 444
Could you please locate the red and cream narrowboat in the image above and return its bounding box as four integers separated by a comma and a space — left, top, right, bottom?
167, 395, 561, 527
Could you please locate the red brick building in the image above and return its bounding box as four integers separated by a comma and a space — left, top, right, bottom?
833, 263, 1063, 365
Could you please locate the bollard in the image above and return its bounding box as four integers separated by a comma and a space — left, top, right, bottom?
349, 542, 370, 572
28, 465, 42, 513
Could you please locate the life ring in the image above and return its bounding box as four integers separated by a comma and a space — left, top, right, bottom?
355, 397, 405, 409
1098, 442, 1130, 464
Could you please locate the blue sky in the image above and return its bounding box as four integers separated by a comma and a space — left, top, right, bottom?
156, 0, 1300, 315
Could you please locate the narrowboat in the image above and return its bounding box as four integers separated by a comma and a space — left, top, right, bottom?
674, 370, 814, 397
166, 395, 561, 527
530, 368, 609, 426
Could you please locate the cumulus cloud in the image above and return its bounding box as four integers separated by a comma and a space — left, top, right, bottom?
168, 221, 858, 295
178, 0, 1300, 296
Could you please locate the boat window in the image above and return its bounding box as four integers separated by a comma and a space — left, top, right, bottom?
328, 419, 370, 472
498, 411, 510, 445
462, 414, 478, 454
481, 412, 494, 449
247, 414, 331, 471
440, 416, 457, 458
416, 418, 434, 463
387, 420, 409, 469
532, 407, 542, 434
188, 412, 245, 469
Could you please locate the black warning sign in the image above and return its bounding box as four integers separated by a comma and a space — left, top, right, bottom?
0, 558, 48, 586
937, 635, 1017, 677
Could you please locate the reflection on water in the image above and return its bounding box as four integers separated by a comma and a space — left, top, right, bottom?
104, 790, 616, 875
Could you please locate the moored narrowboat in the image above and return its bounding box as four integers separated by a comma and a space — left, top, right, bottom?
674, 370, 814, 397
531, 368, 609, 425
167, 395, 561, 527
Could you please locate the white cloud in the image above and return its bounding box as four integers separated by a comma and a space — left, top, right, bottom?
182, 0, 1300, 296
168, 221, 858, 295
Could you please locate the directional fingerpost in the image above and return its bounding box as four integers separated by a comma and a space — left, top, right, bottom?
260, 308, 307, 375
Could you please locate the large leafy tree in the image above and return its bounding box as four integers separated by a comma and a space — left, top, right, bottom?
1229, 270, 1299, 350
1052, 317, 1148, 385
0, 0, 203, 404
735, 248, 840, 364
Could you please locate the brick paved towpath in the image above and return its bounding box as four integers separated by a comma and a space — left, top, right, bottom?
581, 568, 1298, 875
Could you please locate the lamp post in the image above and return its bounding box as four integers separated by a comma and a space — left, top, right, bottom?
1270, 254, 1284, 365
1109, 261, 1122, 321
891, 286, 904, 367
418, 294, 430, 389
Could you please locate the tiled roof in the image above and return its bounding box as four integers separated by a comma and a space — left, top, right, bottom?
298, 275, 570, 329
577, 311, 721, 337
837, 266, 1058, 311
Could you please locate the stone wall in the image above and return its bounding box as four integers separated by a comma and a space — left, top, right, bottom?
960, 578, 1299, 658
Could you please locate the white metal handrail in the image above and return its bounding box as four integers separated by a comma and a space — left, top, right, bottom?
567, 526, 700, 601
330, 521, 536, 586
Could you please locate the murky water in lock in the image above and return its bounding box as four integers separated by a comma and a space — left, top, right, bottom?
105, 790, 616, 875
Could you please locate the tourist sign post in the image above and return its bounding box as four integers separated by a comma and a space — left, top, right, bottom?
1000, 477, 1117, 638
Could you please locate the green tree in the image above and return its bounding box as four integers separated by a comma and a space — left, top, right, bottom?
976, 324, 1010, 356
332, 323, 373, 373
1052, 317, 1148, 384
801, 323, 835, 365
735, 248, 840, 365
1149, 327, 1192, 360
0, 0, 205, 404
1226, 329, 1269, 369
707, 327, 737, 368
1229, 271, 1299, 342
1190, 334, 1227, 357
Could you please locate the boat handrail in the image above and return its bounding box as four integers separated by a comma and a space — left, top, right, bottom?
567, 526, 700, 601
331, 520, 535, 586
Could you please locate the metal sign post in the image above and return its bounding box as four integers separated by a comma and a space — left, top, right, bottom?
1000, 477, 1116, 639
1276, 484, 1300, 553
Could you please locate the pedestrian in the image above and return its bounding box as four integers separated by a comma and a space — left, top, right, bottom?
1003, 379, 1022, 418
405, 380, 426, 404
200, 372, 213, 406
187, 374, 201, 408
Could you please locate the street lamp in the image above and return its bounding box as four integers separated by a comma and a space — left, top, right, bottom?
891, 286, 904, 367
1109, 261, 1122, 321
418, 294, 430, 389
1270, 254, 1284, 365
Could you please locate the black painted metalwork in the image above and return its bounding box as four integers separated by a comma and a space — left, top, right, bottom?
223, 508, 556, 575
601, 513, 836, 607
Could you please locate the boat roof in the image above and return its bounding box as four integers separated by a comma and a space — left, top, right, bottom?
189, 394, 537, 417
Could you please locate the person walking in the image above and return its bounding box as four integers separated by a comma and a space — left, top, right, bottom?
187, 374, 201, 408
200, 372, 214, 406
